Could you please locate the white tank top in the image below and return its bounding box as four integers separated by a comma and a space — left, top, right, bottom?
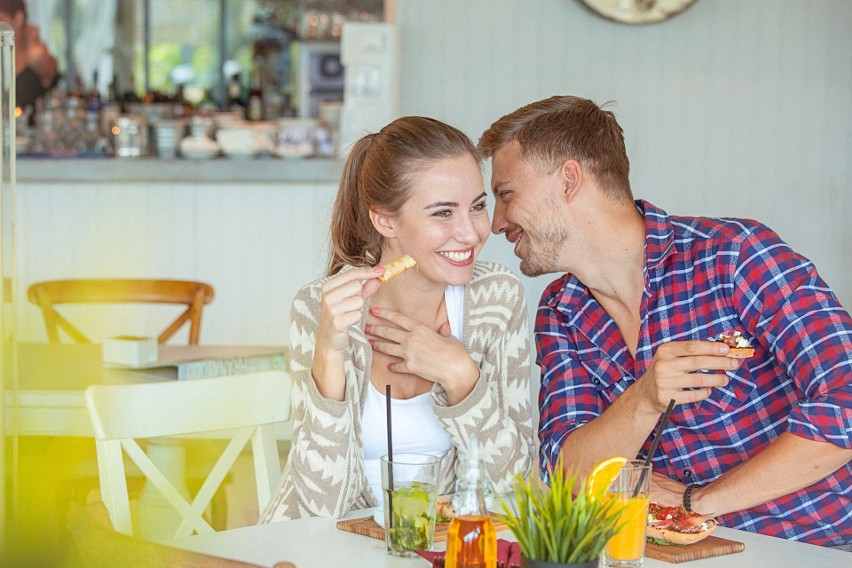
362, 285, 464, 505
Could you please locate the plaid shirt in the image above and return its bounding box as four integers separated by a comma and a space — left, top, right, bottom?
536, 201, 852, 546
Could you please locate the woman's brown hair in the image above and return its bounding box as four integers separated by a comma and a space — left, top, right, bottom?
328, 116, 479, 275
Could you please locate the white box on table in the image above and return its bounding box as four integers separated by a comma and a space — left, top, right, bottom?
102, 336, 158, 367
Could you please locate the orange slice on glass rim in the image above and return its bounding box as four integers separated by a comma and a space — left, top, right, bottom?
586, 456, 628, 497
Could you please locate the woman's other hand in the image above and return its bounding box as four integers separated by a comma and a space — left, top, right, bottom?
366, 307, 480, 405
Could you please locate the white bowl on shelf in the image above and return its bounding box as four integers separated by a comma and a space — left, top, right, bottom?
179, 135, 220, 160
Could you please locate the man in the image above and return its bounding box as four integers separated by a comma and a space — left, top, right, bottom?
478, 95, 851, 547
0, 0, 58, 111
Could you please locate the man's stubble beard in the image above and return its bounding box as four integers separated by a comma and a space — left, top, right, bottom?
519, 201, 570, 278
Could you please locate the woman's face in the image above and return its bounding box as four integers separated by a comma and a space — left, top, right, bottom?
383, 153, 490, 287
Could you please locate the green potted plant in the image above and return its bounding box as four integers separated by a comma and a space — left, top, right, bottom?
500, 456, 627, 568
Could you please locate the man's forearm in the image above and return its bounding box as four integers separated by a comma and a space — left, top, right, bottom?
691, 432, 852, 515
559, 386, 660, 477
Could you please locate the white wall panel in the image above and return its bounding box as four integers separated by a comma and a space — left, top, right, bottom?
393, 0, 852, 314
16, 182, 338, 346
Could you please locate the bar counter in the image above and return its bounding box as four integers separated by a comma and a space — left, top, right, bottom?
16, 156, 343, 184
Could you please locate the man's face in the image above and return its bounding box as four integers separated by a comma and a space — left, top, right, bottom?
490, 140, 570, 277
0, 10, 24, 37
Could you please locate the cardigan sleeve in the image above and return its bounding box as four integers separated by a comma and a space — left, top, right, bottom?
432, 267, 535, 495
259, 280, 372, 521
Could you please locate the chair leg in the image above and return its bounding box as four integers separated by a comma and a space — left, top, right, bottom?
185, 475, 231, 531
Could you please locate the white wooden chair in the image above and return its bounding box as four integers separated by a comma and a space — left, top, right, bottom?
85, 370, 291, 540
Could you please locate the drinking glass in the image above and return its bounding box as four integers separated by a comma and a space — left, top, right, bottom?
602, 460, 652, 568
380, 453, 440, 557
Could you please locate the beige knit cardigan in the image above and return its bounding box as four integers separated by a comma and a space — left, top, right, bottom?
259, 261, 534, 522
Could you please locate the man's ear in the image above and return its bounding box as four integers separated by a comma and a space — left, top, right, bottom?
559, 159, 583, 201
369, 208, 396, 239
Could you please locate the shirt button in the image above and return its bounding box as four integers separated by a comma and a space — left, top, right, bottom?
592, 378, 601, 385
683, 469, 692, 478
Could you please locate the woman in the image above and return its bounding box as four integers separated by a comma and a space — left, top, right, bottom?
260, 116, 533, 522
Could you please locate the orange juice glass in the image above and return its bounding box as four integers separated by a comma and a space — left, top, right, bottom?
602, 461, 651, 567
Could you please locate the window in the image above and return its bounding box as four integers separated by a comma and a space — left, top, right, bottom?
28, 0, 382, 110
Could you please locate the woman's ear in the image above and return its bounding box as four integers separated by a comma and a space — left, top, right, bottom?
559, 159, 583, 201
369, 208, 397, 239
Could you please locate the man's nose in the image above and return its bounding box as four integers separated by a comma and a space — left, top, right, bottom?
491, 203, 507, 235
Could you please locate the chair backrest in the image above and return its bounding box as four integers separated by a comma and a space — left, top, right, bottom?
27, 279, 215, 344
85, 370, 291, 540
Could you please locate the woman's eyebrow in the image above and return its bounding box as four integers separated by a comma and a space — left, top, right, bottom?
423, 201, 458, 209
423, 193, 486, 209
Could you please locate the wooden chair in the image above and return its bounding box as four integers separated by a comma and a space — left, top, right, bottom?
27, 279, 215, 344
85, 371, 291, 540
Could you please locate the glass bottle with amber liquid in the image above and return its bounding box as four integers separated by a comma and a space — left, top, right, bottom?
246, 67, 264, 121
445, 435, 496, 568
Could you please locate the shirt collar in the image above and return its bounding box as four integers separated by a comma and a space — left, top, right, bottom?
636, 200, 676, 291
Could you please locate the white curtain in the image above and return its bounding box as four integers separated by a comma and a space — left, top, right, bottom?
72, 0, 118, 91
28, 0, 117, 92
26, 0, 62, 57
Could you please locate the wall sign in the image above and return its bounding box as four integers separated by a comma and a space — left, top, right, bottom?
579, 0, 698, 25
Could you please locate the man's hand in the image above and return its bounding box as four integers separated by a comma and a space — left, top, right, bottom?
560, 339, 739, 476
22, 24, 58, 88
650, 472, 687, 508
632, 340, 740, 417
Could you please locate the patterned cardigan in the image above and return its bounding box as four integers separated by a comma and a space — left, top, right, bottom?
259, 261, 534, 522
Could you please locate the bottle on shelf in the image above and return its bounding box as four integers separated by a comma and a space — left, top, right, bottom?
173, 84, 193, 118
246, 67, 264, 121
444, 435, 497, 568
87, 70, 102, 113
227, 73, 244, 111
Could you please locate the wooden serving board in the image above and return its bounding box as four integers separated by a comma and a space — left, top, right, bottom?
645, 535, 745, 563
337, 514, 509, 542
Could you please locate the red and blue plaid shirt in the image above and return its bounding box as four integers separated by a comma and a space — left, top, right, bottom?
536, 201, 852, 546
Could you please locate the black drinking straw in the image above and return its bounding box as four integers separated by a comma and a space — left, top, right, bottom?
632, 398, 676, 498
386, 384, 394, 528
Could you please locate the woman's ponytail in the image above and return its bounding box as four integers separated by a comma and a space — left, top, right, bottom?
328, 134, 381, 275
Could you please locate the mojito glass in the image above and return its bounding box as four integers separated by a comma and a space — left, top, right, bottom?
380, 453, 440, 557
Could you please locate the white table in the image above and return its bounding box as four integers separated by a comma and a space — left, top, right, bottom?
3, 343, 291, 539
4, 343, 290, 437
171, 508, 850, 568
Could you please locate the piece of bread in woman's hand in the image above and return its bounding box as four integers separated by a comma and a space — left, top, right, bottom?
378, 255, 416, 282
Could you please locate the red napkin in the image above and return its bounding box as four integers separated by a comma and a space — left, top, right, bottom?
416, 539, 522, 568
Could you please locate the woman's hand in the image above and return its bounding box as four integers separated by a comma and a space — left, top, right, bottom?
312, 266, 383, 400
366, 307, 480, 404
